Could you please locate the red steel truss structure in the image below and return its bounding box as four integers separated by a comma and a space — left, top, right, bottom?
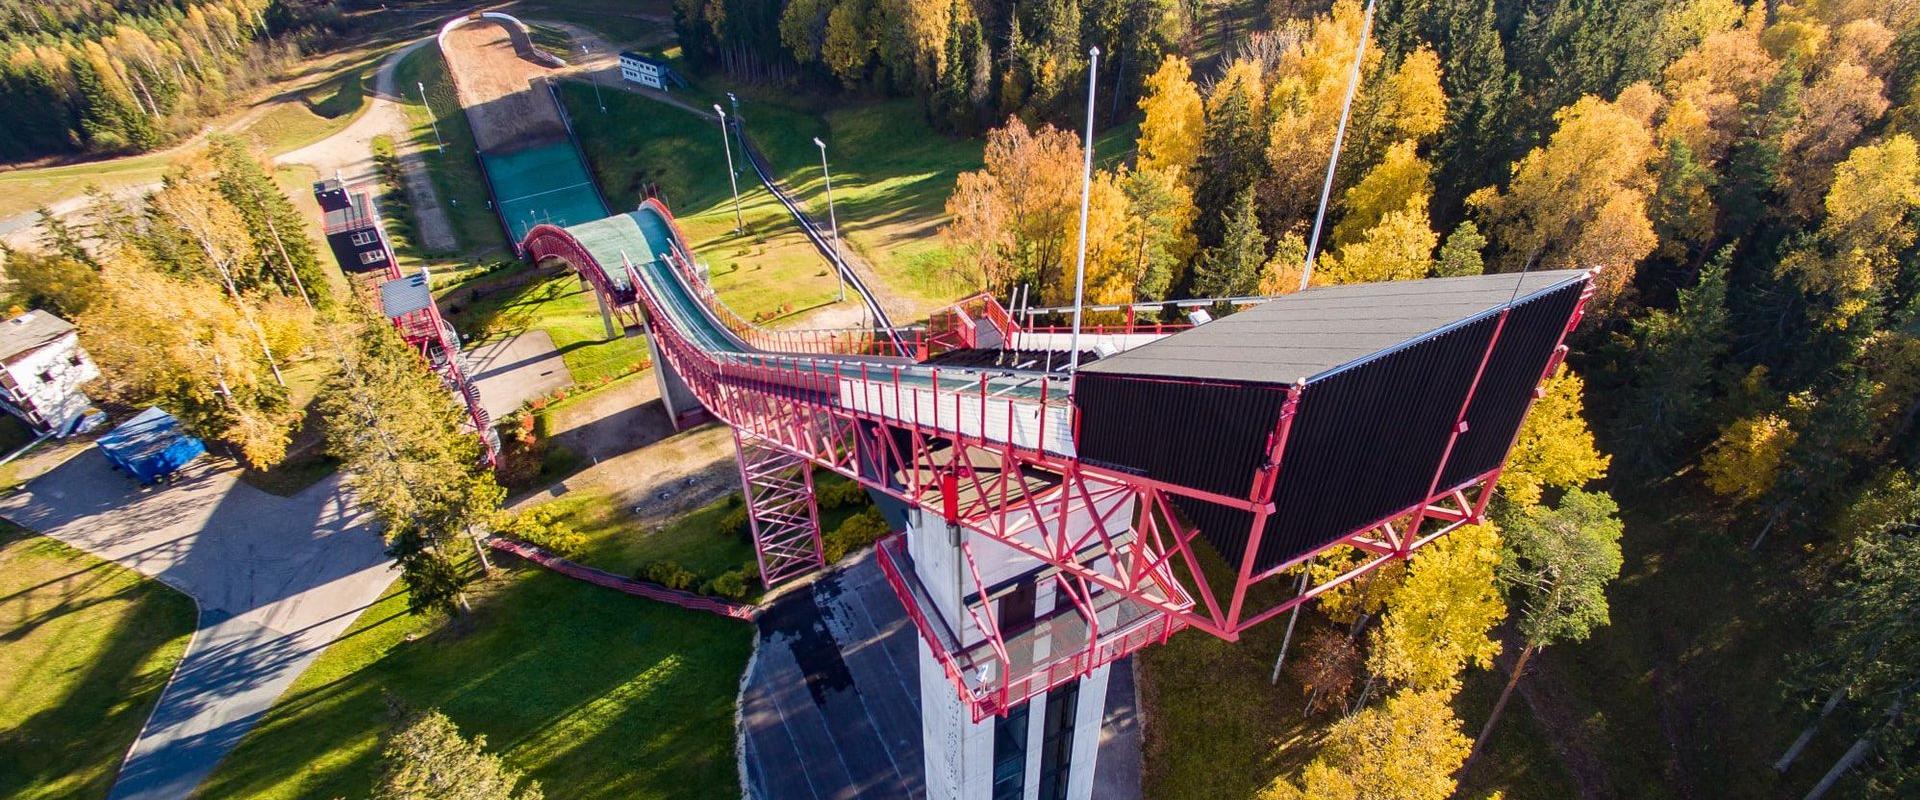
521, 198, 1593, 718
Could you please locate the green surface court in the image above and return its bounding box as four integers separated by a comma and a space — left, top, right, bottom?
483, 141, 609, 242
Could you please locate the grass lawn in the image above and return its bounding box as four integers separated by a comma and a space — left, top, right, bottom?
563, 79, 1142, 322
196, 566, 753, 800
512, 0, 675, 45
0, 522, 197, 800
393, 44, 507, 259
536, 489, 757, 581
442, 264, 650, 385
1453, 484, 1834, 799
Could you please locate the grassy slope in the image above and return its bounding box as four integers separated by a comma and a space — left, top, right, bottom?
0, 523, 197, 800
541, 489, 757, 580
392, 44, 505, 259
197, 567, 753, 800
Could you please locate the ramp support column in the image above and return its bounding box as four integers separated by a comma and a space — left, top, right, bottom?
595, 288, 616, 339
734, 430, 826, 586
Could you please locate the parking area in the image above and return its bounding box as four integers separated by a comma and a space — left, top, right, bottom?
0, 451, 391, 800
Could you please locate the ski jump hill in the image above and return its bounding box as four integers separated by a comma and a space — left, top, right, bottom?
437, 12, 608, 246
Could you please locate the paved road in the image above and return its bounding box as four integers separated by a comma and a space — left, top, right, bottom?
467, 329, 573, 419
738, 551, 1144, 799
0, 451, 392, 800
279, 36, 458, 253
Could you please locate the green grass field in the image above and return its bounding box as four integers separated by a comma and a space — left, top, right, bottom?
561, 79, 1142, 321
0, 523, 197, 800
393, 44, 507, 258
196, 566, 753, 800
537, 489, 756, 581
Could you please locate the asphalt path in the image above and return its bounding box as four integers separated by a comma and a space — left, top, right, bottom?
0, 450, 391, 800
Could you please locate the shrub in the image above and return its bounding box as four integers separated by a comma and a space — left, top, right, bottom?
823, 507, 891, 564
815, 479, 870, 511
497, 505, 585, 556
639, 560, 699, 591
707, 568, 751, 601
719, 496, 751, 542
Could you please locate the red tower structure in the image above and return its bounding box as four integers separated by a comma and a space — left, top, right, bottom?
522, 199, 1591, 797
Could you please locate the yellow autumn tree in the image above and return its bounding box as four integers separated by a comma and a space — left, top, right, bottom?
1469, 94, 1659, 310
1661, 5, 1778, 164
944, 119, 1082, 297
1315, 197, 1438, 285
1501, 364, 1611, 508
1080, 169, 1145, 305
1304, 545, 1404, 628
1282, 689, 1473, 800
1334, 140, 1434, 247
1265, 0, 1376, 229
1136, 55, 1205, 178
1777, 134, 1920, 326
1701, 412, 1797, 502
1367, 522, 1506, 692
1345, 46, 1448, 176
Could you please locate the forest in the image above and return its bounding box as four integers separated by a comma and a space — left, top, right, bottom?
0, 0, 347, 162
705, 0, 1918, 794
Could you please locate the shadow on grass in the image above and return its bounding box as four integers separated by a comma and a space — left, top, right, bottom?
0, 528, 196, 800
195, 566, 752, 800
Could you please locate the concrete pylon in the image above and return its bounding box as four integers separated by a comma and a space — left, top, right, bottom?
905, 507, 1110, 800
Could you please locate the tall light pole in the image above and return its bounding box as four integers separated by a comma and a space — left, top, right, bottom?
1066, 46, 1100, 391
418, 81, 443, 151
813, 136, 845, 303
584, 44, 605, 113
714, 104, 743, 233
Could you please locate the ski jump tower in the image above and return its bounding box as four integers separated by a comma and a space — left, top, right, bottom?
522, 199, 1593, 799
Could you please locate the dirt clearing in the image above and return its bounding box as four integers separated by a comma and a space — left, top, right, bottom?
440, 19, 567, 153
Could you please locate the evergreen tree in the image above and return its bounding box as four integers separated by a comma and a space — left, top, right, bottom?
1717, 59, 1802, 241
1193, 186, 1265, 298
1612, 249, 1732, 474
1192, 75, 1263, 252
207, 136, 329, 309
320, 316, 504, 617
1432, 220, 1486, 278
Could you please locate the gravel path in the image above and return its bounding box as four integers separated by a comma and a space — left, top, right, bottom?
279, 37, 458, 253
0, 452, 391, 800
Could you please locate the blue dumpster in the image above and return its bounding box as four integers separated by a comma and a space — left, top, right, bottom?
97, 407, 206, 485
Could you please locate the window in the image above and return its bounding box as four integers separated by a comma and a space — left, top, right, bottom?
68, 355, 82, 367
360, 249, 386, 265
350, 231, 377, 246
37, 370, 53, 383
990, 702, 1029, 800
1036, 681, 1080, 800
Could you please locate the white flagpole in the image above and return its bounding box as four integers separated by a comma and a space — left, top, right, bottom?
1300, 0, 1377, 292
1067, 46, 1101, 392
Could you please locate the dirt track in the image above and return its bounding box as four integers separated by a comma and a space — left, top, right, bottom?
440, 19, 567, 153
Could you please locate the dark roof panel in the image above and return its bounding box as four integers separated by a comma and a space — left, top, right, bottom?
1079, 270, 1589, 385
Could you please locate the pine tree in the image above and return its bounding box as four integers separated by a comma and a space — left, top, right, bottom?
1717, 59, 1802, 240
1613, 250, 1731, 474
1192, 69, 1265, 251
1193, 186, 1265, 298
1432, 220, 1486, 278
207, 136, 329, 310
320, 316, 504, 617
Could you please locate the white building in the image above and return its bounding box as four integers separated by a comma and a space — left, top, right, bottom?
618, 51, 666, 90
0, 310, 99, 435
